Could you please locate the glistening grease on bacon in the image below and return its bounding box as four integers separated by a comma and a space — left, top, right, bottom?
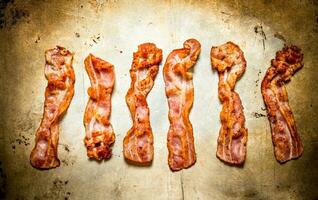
261, 46, 303, 163
211, 42, 248, 165
30, 46, 75, 169
123, 43, 162, 164
163, 39, 201, 171
83, 54, 115, 160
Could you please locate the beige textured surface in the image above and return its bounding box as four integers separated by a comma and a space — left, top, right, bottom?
0, 0, 318, 199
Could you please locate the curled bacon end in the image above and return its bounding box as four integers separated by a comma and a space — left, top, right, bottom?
30, 46, 75, 169
123, 43, 162, 164
83, 54, 115, 161
261, 46, 304, 163
211, 42, 248, 165
164, 39, 201, 171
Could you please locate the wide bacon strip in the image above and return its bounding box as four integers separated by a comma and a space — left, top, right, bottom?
261, 46, 303, 163
163, 39, 201, 171
123, 43, 162, 164
30, 46, 75, 169
211, 42, 248, 165
83, 54, 115, 160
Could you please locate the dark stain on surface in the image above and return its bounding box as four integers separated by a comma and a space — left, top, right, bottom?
89, 0, 107, 12
0, 161, 6, 199
0, 0, 11, 28
60, 144, 76, 166
61, 159, 74, 166
252, 112, 266, 118
244, 191, 257, 197
221, 11, 233, 16
255, 70, 262, 87
75, 32, 80, 38
34, 35, 40, 43
11, 134, 30, 149
254, 24, 267, 50
60, 144, 70, 153
314, 12, 318, 32
84, 34, 101, 47
112, 180, 122, 199
0, 0, 29, 29
274, 32, 286, 42
34, 178, 71, 200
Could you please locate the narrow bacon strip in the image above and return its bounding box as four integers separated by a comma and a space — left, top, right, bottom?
83, 54, 115, 160
123, 43, 162, 164
30, 46, 75, 169
163, 39, 201, 171
261, 46, 303, 163
211, 42, 248, 165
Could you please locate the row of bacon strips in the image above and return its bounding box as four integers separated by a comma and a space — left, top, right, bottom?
30, 40, 304, 170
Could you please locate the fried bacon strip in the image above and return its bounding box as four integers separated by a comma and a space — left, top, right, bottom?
30, 46, 75, 169
211, 42, 248, 165
261, 46, 303, 163
83, 54, 115, 160
123, 43, 162, 164
163, 39, 201, 171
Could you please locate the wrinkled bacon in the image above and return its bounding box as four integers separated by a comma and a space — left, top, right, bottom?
83, 54, 115, 160
123, 43, 162, 164
30, 46, 75, 169
211, 42, 248, 165
163, 39, 201, 171
261, 46, 303, 163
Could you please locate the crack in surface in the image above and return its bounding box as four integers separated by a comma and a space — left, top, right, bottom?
180, 171, 185, 200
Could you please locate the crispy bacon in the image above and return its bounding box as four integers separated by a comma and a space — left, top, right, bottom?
261, 46, 303, 163
123, 43, 162, 164
30, 46, 75, 169
83, 54, 115, 160
163, 39, 201, 171
211, 42, 248, 165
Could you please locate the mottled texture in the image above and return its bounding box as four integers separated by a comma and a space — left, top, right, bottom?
164, 39, 201, 171
261, 46, 304, 163
83, 54, 115, 160
123, 43, 162, 164
30, 46, 75, 169
211, 42, 248, 165
0, 0, 317, 199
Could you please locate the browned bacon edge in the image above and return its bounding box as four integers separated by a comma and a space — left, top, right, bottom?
261, 45, 304, 163
163, 39, 201, 171
30, 46, 75, 169
83, 54, 115, 160
211, 41, 248, 165
123, 43, 162, 164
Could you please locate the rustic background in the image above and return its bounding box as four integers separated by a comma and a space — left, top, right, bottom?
0, 0, 317, 199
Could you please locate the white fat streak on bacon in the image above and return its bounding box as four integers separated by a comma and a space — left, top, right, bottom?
164, 39, 201, 171
30, 46, 75, 169
83, 54, 115, 160
261, 46, 304, 163
211, 42, 248, 165
123, 43, 162, 164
